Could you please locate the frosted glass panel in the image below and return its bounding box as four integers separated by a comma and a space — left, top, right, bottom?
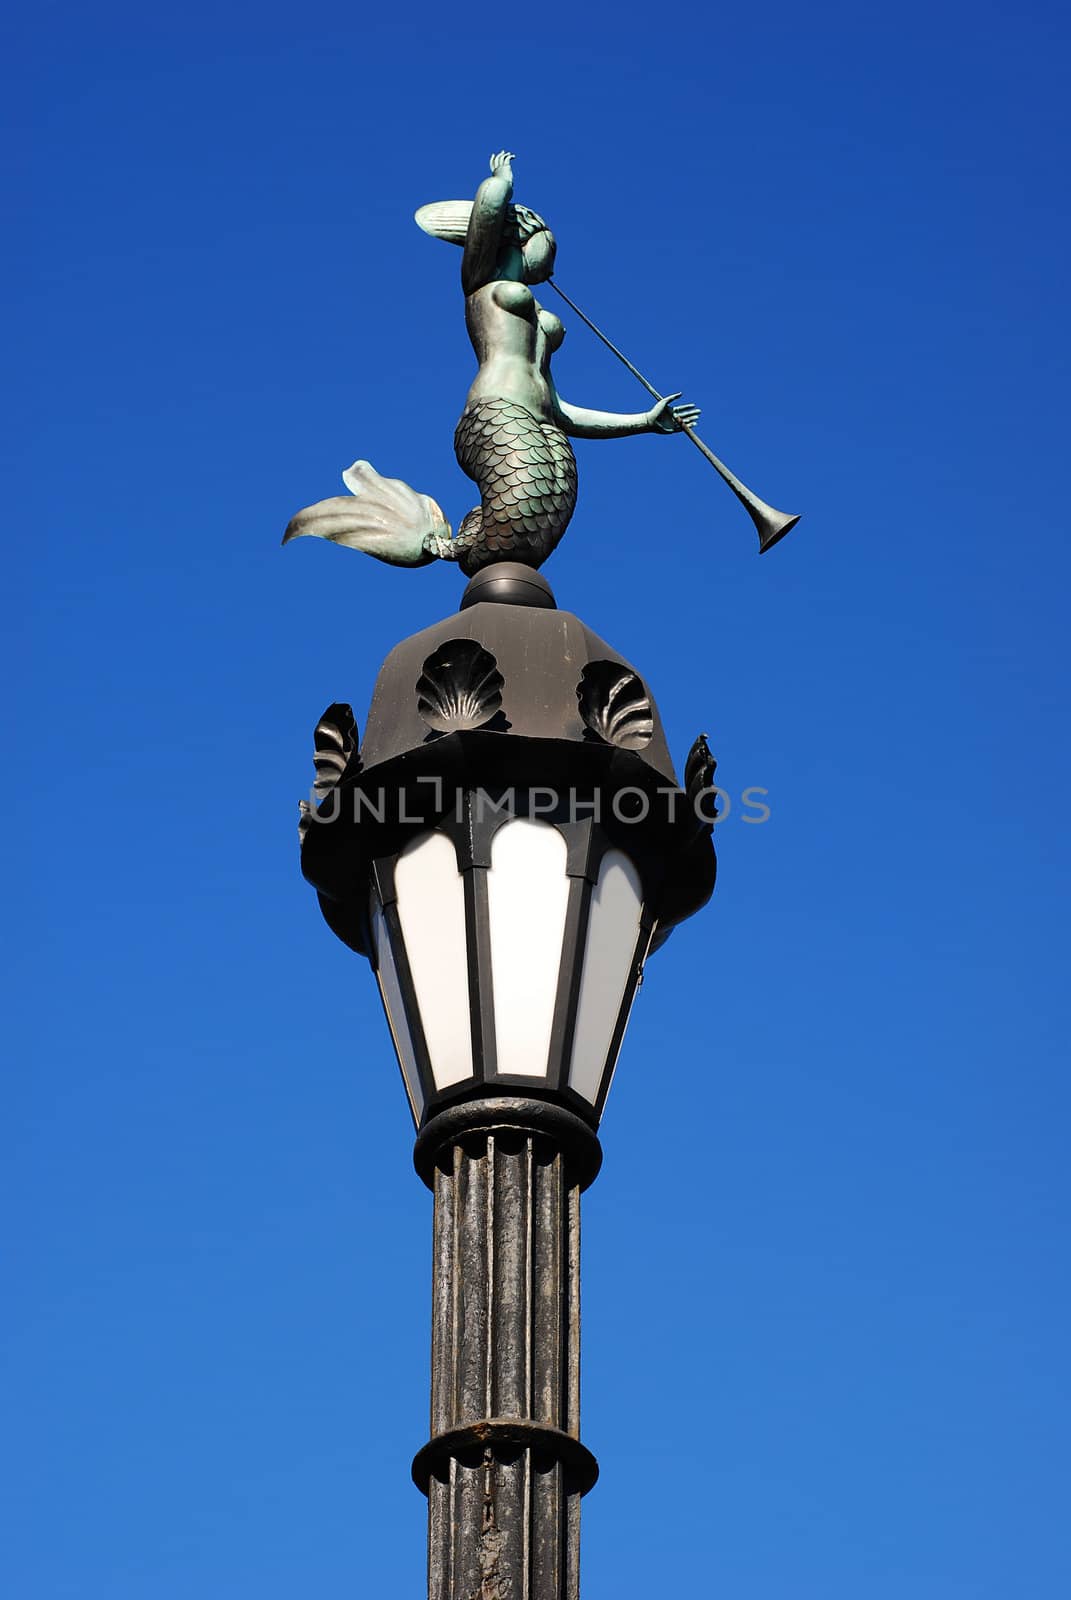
372, 902, 424, 1121
488, 820, 569, 1078
394, 831, 473, 1090
568, 850, 644, 1105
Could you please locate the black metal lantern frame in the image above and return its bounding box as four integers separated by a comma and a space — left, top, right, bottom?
303, 733, 713, 1133
368, 792, 658, 1128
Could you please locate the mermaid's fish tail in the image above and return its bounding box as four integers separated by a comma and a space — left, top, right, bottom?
452, 399, 578, 576
283, 403, 577, 577
283, 460, 453, 568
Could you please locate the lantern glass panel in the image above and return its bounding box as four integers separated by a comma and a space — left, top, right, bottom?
488, 819, 570, 1078
394, 831, 473, 1090
568, 849, 645, 1105
372, 903, 425, 1121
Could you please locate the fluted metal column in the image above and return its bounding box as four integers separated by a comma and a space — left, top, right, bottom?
412, 1099, 602, 1600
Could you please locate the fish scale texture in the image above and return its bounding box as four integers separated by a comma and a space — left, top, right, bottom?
450, 398, 578, 576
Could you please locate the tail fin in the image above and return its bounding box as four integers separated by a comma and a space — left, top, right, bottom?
283, 460, 453, 568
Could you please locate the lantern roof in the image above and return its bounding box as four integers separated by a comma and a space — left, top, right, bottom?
359, 583, 677, 786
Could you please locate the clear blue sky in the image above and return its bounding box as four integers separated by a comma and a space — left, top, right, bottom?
7, 3, 1070, 1595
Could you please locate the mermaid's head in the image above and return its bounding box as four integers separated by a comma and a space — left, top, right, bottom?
415, 200, 556, 283
509, 206, 556, 284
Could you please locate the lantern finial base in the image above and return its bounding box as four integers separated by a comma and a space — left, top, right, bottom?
459, 562, 557, 611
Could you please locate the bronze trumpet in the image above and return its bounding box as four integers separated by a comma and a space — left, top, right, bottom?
548, 279, 801, 553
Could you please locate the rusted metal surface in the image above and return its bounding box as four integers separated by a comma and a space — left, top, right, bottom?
416, 1109, 596, 1599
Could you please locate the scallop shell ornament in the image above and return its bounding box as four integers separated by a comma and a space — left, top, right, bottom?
416, 639, 505, 733
576, 661, 654, 751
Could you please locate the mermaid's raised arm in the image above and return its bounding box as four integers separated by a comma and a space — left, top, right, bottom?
461, 151, 515, 295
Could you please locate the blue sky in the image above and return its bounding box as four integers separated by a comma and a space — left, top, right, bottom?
6, 2, 1070, 1595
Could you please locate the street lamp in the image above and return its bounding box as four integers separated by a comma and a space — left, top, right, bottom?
297, 562, 715, 1598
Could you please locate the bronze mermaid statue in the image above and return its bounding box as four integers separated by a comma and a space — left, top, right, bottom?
283, 151, 699, 575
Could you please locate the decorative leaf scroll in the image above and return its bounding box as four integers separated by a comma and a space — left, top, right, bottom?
312, 703, 359, 796
576, 661, 654, 751
684, 732, 718, 828
684, 731, 716, 798
416, 639, 504, 733
300, 703, 359, 843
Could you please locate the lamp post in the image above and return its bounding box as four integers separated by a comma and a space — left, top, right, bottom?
284, 147, 797, 1598
297, 561, 716, 1599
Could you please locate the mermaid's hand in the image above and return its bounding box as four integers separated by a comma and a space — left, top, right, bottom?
489, 149, 515, 177
647, 393, 702, 434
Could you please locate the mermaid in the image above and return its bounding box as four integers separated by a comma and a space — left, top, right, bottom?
283, 151, 699, 575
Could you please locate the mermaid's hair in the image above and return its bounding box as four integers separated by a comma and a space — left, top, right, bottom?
503, 206, 556, 283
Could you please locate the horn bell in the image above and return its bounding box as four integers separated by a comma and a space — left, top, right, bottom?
753, 503, 801, 554
684, 429, 801, 554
